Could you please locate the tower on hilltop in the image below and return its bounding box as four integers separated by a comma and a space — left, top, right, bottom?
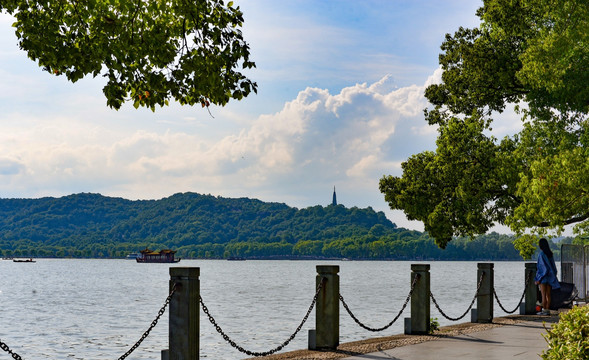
332, 186, 337, 206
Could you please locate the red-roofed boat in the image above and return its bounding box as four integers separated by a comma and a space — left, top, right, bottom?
136, 249, 181, 263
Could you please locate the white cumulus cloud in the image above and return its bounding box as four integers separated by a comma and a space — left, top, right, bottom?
0, 72, 439, 207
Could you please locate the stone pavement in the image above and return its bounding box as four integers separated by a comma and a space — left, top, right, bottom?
342, 317, 558, 360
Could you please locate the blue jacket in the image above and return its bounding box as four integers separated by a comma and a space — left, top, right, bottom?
535, 251, 560, 289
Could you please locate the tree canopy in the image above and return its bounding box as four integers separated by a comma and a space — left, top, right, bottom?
0, 192, 548, 260
379, 0, 588, 258
1, 0, 257, 110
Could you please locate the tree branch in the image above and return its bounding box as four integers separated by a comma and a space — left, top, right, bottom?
539, 212, 589, 227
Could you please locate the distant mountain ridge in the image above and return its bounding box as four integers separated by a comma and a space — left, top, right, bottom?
0, 192, 538, 260
0, 192, 397, 257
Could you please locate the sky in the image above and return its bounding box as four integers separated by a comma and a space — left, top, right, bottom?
0, 1, 527, 233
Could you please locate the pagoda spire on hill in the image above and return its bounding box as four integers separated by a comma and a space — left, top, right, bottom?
332, 186, 337, 206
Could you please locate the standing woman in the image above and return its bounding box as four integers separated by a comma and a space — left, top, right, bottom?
535, 238, 560, 315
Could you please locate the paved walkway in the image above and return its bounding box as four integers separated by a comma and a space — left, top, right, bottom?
342, 318, 557, 360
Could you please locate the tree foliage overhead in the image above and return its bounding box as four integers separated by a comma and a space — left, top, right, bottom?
379, 0, 588, 257
1, 0, 257, 110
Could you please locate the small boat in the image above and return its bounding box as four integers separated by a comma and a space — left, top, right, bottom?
125, 253, 140, 260
227, 256, 246, 261
136, 248, 181, 263
13, 258, 36, 263
2, 257, 14, 260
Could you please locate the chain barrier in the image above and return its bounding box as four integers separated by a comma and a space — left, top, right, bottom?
0, 284, 178, 360
0, 340, 23, 360
340, 273, 420, 332
493, 271, 532, 314
0, 269, 536, 359
200, 278, 324, 357
430, 272, 485, 321
117, 283, 178, 360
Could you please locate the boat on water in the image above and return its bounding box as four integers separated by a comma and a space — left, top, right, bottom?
13, 258, 35, 263
136, 248, 181, 263
125, 253, 140, 260
227, 256, 246, 261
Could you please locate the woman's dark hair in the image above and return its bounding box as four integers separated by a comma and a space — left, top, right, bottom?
539, 238, 554, 258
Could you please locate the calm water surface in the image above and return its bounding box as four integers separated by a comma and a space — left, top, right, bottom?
0, 259, 533, 359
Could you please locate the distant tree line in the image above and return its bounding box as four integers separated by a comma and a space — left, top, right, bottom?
0, 192, 570, 260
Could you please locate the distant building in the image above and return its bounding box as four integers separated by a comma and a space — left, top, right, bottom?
332, 186, 337, 206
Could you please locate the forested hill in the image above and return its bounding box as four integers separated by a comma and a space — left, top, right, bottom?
0, 192, 544, 260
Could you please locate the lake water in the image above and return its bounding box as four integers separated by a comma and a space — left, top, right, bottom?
0, 259, 535, 359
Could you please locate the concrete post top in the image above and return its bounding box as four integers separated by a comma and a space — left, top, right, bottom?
170, 267, 200, 278
477, 263, 494, 269
316, 265, 340, 274
411, 264, 430, 271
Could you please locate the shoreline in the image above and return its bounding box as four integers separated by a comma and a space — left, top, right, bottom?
247, 313, 560, 360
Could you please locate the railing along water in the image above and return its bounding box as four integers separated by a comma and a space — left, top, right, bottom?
339, 273, 418, 332
0, 262, 538, 359
200, 279, 323, 357
0, 284, 178, 360
336, 263, 537, 336
430, 272, 485, 321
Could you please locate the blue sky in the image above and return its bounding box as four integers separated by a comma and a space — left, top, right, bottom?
0, 1, 526, 232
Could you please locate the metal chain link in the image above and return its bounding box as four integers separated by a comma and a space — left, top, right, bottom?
494, 271, 532, 314
0, 340, 23, 360
117, 283, 178, 360
200, 279, 323, 357
340, 273, 420, 332
430, 272, 485, 321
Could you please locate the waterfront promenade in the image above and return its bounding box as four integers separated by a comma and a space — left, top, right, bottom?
342, 317, 556, 360
253, 314, 559, 360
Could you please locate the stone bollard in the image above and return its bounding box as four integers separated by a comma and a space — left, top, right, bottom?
522, 263, 538, 315
165, 267, 200, 360
310, 265, 339, 350
405, 264, 430, 335
474, 263, 494, 323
